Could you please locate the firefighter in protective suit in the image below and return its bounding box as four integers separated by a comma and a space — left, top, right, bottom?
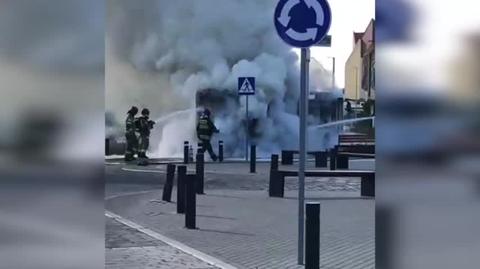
124, 106, 139, 161
196, 108, 219, 161
137, 108, 155, 160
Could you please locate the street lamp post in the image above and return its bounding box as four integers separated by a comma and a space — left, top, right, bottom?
332, 57, 336, 89
326, 56, 336, 89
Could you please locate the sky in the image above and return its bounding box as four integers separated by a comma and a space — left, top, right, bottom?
295, 0, 375, 89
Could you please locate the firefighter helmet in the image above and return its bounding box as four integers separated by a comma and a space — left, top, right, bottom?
128, 106, 138, 115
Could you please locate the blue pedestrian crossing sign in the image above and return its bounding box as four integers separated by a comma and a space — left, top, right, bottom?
274, 0, 331, 48
238, 77, 255, 95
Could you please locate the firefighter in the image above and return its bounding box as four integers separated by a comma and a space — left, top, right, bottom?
196, 108, 219, 161
346, 100, 352, 113
124, 106, 139, 161
137, 108, 155, 159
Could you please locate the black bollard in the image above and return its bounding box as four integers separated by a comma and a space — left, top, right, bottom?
376, 206, 394, 269
329, 148, 337, 170
183, 141, 189, 164
218, 140, 224, 162
189, 145, 194, 163
278, 173, 285, 198
176, 166, 187, 214
281, 150, 286, 165
196, 153, 205, 194
361, 174, 375, 197
269, 154, 279, 197
337, 155, 349, 169
197, 142, 203, 155
250, 145, 256, 173
315, 152, 328, 168
105, 138, 110, 156
281, 150, 294, 165
162, 164, 176, 202
305, 203, 320, 269
185, 174, 197, 229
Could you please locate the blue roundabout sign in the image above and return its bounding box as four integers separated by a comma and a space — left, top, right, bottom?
274, 0, 332, 48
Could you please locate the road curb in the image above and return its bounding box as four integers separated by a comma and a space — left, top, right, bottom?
105, 211, 239, 269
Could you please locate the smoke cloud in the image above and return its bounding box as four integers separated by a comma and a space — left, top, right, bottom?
107, 0, 335, 157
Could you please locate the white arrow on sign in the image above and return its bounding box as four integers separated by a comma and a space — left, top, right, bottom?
286, 27, 318, 41
304, 0, 324, 26
278, 0, 300, 27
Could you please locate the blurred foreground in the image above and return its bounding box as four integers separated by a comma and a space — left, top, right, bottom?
0, 1, 104, 268
377, 0, 480, 268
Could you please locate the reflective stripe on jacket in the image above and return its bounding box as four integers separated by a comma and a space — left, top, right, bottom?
197, 117, 214, 140
126, 115, 136, 134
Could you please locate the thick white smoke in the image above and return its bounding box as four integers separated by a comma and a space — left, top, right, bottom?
107, 0, 336, 157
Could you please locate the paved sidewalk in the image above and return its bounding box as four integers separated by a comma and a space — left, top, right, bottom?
106, 216, 220, 269
106, 159, 375, 268
106, 189, 374, 269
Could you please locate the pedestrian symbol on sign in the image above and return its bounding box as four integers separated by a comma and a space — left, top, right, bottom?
238, 77, 255, 95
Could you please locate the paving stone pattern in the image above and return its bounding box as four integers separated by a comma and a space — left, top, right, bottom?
106, 217, 220, 269
106, 190, 374, 269
106, 159, 375, 268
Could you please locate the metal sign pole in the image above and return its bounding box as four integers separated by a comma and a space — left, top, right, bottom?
298, 47, 310, 265
332, 57, 336, 89
273, 0, 331, 265
246, 95, 249, 161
